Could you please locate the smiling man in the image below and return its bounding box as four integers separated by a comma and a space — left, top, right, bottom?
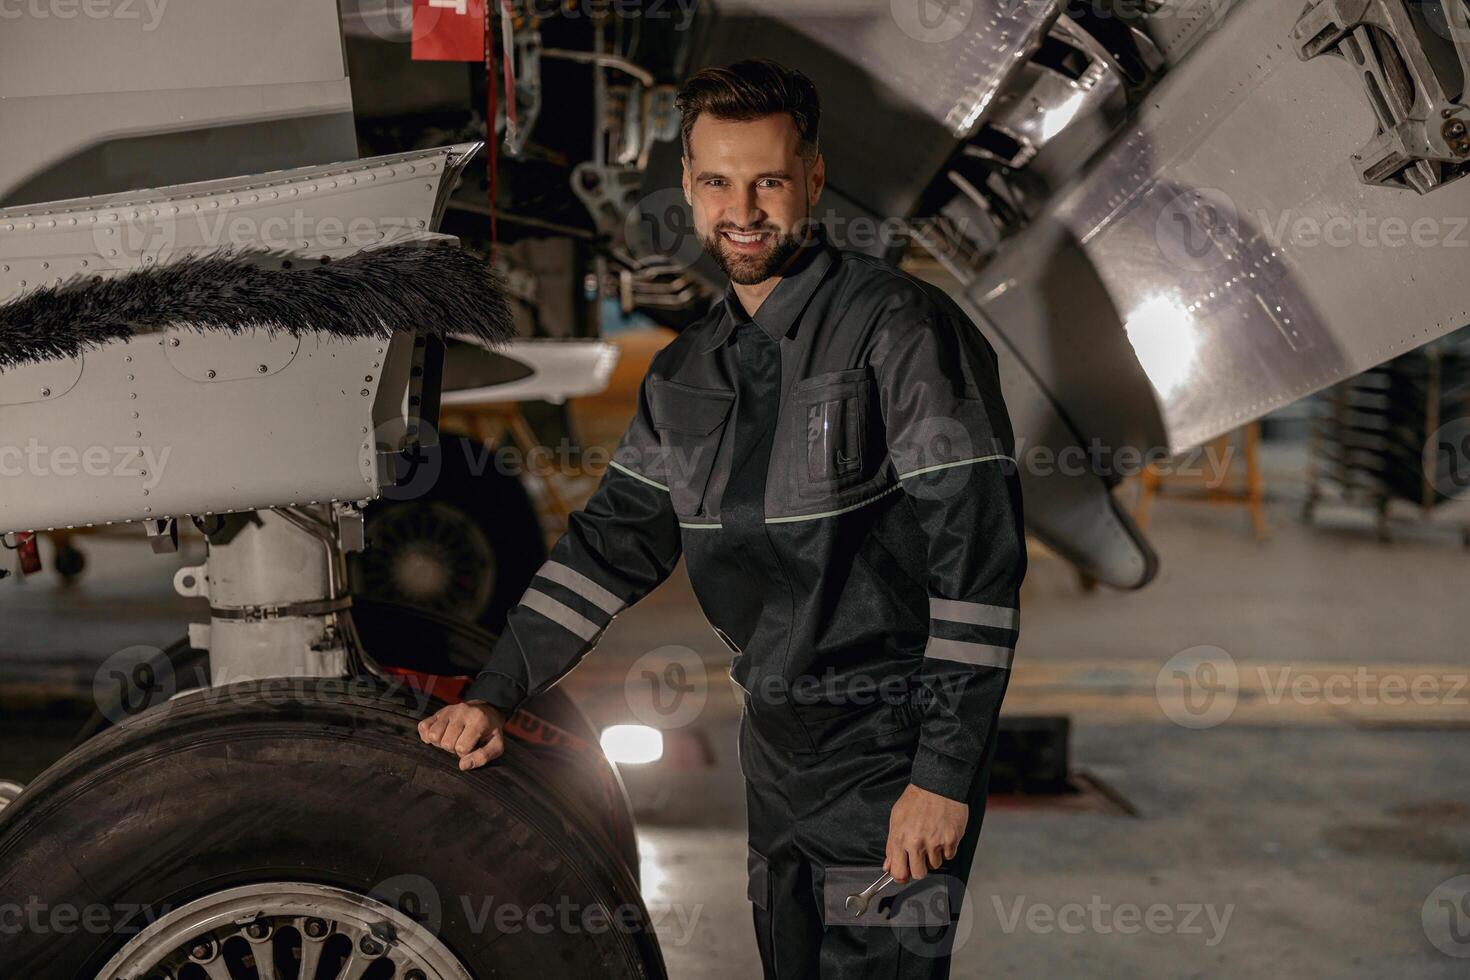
419, 59, 1026, 978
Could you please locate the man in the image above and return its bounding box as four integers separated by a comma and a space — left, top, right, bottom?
419, 58, 1026, 978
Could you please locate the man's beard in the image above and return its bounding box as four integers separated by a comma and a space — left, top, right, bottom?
700, 224, 808, 285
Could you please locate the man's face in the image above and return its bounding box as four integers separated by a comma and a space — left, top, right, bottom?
682, 113, 824, 285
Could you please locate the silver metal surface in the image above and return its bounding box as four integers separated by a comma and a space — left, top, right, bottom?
969, 0, 1470, 454
0, 144, 479, 536
845, 870, 895, 917
203, 509, 351, 684
441, 338, 621, 406
1291, 0, 1470, 194
97, 881, 474, 980
983, 14, 1129, 191
0, 0, 355, 205
723, 0, 1058, 139
1135, 0, 1245, 66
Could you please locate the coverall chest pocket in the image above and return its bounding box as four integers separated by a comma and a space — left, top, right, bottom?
650, 378, 734, 519
791, 368, 874, 499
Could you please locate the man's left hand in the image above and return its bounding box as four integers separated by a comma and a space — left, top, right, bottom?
884, 784, 968, 882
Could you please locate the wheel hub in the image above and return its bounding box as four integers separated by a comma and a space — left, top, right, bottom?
355, 501, 497, 622
98, 882, 471, 980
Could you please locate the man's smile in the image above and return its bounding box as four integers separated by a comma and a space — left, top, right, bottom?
719, 227, 776, 253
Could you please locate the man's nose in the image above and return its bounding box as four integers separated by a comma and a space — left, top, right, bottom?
727, 188, 764, 227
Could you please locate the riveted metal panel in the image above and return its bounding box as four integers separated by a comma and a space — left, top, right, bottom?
1136, 0, 1245, 65
970, 0, 1470, 454
0, 144, 481, 535
0, 330, 388, 534
163, 329, 301, 383
0, 355, 83, 407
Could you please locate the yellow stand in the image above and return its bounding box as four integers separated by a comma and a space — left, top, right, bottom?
1135, 422, 1267, 540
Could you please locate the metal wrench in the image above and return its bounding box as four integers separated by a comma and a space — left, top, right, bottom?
844, 871, 895, 917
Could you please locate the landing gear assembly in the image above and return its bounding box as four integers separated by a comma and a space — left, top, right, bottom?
0, 681, 662, 978
0, 148, 663, 979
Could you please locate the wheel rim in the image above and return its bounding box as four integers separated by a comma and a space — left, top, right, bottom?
353, 501, 497, 622
98, 882, 472, 980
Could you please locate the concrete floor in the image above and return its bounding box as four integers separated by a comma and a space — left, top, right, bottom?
2, 440, 1468, 976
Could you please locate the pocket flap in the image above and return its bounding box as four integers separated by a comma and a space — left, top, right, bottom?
747, 846, 770, 910
793, 367, 869, 392
821, 866, 953, 928
651, 379, 735, 435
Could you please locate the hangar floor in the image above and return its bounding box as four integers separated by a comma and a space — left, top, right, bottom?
2, 440, 1467, 977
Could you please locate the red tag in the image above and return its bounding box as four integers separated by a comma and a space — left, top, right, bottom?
411, 0, 487, 62
16, 532, 41, 575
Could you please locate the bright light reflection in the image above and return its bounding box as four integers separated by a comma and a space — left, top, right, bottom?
638, 836, 668, 896
1039, 91, 1087, 142
1124, 295, 1200, 398
600, 724, 664, 765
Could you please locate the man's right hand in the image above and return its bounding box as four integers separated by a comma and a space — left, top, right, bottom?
418, 699, 507, 771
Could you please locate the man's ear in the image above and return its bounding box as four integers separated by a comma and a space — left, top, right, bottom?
808, 152, 826, 206
681, 156, 692, 206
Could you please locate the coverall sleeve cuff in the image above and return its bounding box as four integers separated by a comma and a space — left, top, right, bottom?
909, 743, 980, 803
462, 671, 526, 719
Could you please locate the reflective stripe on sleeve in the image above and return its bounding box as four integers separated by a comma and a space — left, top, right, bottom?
929, 597, 1018, 632
923, 637, 1015, 670
521, 589, 602, 642
537, 561, 625, 616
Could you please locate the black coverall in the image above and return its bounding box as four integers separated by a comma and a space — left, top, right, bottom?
466, 226, 1027, 978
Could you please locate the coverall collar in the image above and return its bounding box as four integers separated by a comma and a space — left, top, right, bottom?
704, 225, 837, 353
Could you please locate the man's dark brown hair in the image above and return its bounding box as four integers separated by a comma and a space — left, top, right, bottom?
675, 59, 822, 165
